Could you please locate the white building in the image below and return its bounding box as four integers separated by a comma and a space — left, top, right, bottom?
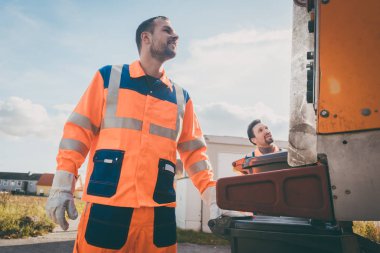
0, 172, 42, 194
175, 135, 287, 232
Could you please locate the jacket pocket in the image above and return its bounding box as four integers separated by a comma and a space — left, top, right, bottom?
153, 159, 176, 204
85, 203, 133, 249
153, 206, 177, 247
87, 149, 125, 198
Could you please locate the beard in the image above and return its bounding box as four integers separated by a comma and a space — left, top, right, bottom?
265, 136, 274, 145
150, 40, 176, 62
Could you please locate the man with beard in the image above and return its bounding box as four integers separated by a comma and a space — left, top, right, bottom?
247, 119, 281, 156
46, 16, 218, 253
233, 119, 282, 175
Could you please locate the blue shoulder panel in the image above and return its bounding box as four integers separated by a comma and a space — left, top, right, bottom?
99, 65, 112, 88
120, 65, 149, 96
152, 82, 176, 104
182, 88, 190, 103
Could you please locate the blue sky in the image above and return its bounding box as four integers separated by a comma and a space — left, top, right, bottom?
0, 0, 293, 174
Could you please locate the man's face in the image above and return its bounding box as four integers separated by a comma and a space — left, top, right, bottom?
149, 18, 178, 62
252, 123, 274, 147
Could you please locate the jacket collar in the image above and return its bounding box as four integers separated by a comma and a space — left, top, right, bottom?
129, 60, 173, 90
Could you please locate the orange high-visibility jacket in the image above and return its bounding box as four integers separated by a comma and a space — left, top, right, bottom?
56, 60, 215, 207
253, 144, 280, 157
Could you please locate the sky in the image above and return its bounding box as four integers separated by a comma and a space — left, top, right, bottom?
0, 0, 293, 175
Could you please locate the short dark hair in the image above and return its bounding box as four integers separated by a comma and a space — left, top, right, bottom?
135, 16, 169, 54
247, 119, 261, 144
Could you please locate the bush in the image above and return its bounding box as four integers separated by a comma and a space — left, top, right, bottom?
0, 195, 55, 238
177, 228, 229, 245
353, 221, 380, 243
0, 191, 11, 207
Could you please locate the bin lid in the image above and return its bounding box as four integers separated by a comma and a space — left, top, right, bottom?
234, 216, 341, 235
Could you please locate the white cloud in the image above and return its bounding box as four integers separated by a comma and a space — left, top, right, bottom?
190, 29, 290, 49
52, 103, 75, 113
0, 97, 71, 140
168, 28, 292, 140
170, 28, 292, 119
196, 101, 289, 141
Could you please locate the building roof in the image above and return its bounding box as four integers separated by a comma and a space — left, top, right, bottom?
0, 172, 42, 181
36, 173, 55, 186
204, 135, 288, 149
204, 135, 252, 146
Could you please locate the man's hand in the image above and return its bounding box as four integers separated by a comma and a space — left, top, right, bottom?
209, 202, 253, 219
45, 170, 78, 230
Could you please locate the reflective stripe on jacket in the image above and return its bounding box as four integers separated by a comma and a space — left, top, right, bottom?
56, 60, 215, 207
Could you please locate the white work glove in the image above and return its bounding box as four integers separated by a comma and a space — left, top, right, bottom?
201, 186, 253, 220
45, 170, 78, 231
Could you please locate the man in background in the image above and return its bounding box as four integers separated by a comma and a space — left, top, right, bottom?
247, 119, 281, 157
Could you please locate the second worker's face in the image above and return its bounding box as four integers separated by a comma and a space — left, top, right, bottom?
149, 18, 179, 62
252, 123, 274, 147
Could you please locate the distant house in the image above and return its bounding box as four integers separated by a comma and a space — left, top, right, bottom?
36, 173, 55, 196
36, 173, 84, 198
0, 171, 84, 198
0, 172, 42, 194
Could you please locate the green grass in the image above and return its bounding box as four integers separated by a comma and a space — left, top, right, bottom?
73, 198, 86, 215
177, 228, 230, 245
0, 194, 54, 238
0, 193, 85, 239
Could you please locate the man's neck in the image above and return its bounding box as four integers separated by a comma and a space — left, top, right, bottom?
139, 55, 164, 78
257, 145, 275, 154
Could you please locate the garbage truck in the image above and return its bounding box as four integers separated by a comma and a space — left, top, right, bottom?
208, 0, 380, 252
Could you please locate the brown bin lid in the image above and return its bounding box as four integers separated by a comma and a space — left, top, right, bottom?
243, 151, 288, 168
218, 159, 334, 221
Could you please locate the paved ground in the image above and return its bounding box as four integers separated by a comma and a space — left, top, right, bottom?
0, 219, 230, 253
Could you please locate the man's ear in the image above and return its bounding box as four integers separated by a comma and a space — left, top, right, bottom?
141, 32, 151, 46
250, 137, 256, 145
